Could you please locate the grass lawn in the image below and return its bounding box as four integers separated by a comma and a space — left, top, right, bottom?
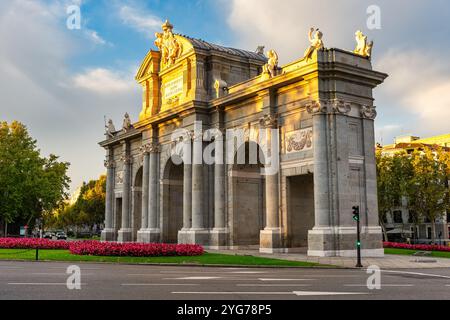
385, 248, 450, 259
0, 249, 326, 267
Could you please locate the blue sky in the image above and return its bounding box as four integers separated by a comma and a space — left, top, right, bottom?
1, 0, 450, 193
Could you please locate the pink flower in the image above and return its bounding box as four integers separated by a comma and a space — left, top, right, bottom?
0, 238, 204, 257
67, 241, 204, 257
0, 238, 70, 250
383, 242, 450, 252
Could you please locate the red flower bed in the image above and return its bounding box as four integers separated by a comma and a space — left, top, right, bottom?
0, 238, 70, 250
0, 238, 204, 257
384, 241, 450, 252
68, 241, 204, 257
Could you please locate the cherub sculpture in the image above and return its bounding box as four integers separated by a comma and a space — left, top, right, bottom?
304, 27, 324, 61
122, 113, 133, 133
354, 30, 373, 58
105, 119, 116, 138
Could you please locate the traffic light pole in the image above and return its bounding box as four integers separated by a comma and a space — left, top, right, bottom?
356, 216, 363, 268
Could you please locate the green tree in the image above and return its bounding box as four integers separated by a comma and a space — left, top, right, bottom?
376, 150, 414, 240
74, 175, 106, 228
409, 148, 450, 243
0, 121, 70, 233
49, 175, 106, 234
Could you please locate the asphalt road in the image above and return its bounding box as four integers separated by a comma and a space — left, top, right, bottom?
0, 261, 449, 300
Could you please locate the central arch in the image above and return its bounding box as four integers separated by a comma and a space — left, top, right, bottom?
162, 157, 184, 244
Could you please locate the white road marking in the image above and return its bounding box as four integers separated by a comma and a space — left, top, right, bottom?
293, 291, 367, 296
173, 276, 222, 280
8, 283, 87, 286
344, 284, 414, 287
230, 271, 267, 274
237, 284, 312, 287
259, 278, 317, 281
31, 273, 94, 276
160, 271, 228, 274
381, 270, 450, 279
172, 291, 366, 296
172, 292, 295, 295
122, 284, 200, 286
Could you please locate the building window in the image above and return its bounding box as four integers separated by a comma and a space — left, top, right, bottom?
427, 227, 432, 240
408, 210, 417, 223
393, 211, 403, 224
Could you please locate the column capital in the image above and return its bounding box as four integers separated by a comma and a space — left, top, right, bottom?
306, 99, 352, 115
140, 142, 161, 155
306, 100, 328, 115
259, 114, 279, 129
191, 130, 204, 142
361, 105, 377, 120
104, 160, 116, 169
331, 99, 352, 115
120, 154, 133, 165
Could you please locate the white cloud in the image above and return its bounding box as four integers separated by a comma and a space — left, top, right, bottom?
226, 0, 450, 142
375, 49, 450, 138
0, 0, 140, 193
119, 5, 163, 37
84, 30, 109, 46
72, 68, 134, 93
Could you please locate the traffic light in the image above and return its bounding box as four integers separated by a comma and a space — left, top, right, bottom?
352, 206, 360, 222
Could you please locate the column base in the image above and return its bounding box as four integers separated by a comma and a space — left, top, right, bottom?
178, 229, 210, 246
137, 229, 161, 243
209, 228, 229, 249
307, 226, 384, 257
101, 229, 116, 242
260, 228, 283, 253
117, 228, 133, 243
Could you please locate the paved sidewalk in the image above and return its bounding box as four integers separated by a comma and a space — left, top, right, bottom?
208, 249, 450, 269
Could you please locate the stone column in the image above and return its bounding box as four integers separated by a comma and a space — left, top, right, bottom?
306, 101, 333, 256
211, 131, 228, 249
361, 105, 384, 256
183, 163, 192, 229
147, 145, 161, 242
101, 150, 116, 241
188, 126, 209, 245
178, 134, 193, 244
137, 147, 150, 243
118, 143, 133, 242
259, 115, 283, 253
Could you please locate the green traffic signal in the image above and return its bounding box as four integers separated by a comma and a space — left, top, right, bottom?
352, 206, 360, 222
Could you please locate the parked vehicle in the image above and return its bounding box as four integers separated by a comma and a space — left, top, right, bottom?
43, 232, 55, 239
56, 232, 67, 240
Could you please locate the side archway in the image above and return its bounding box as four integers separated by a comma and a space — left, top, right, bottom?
161, 156, 184, 243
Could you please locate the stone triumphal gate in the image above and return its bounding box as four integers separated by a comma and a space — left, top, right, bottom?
100, 21, 388, 257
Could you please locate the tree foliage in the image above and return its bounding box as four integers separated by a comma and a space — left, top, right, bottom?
376, 147, 450, 242
376, 150, 413, 239
0, 121, 70, 228
52, 175, 106, 231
